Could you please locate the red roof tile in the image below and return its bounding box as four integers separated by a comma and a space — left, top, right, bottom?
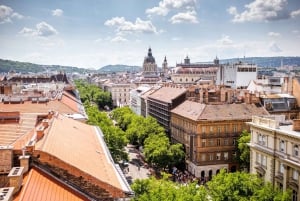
35, 114, 129, 192
14, 167, 86, 201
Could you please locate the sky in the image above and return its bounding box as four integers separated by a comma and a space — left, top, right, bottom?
0, 0, 300, 69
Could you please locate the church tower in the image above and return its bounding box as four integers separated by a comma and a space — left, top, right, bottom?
143, 47, 158, 77
162, 56, 168, 74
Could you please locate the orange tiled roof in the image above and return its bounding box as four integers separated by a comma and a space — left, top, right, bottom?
148, 86, 187, 103
35, 114, 126, 192
171, 100, 269, 121
0, 113, 37, 147
0, 100, 79, 114
60, 91, 82, 114
14, 167, 86, 201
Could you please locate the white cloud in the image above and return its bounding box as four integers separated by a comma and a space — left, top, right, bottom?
52, 9, 63, 17
291, 9, 300, 18
0, 5, 23, 24
292, 30, 299, 34
111, 36, 128, 43
171, 37, 181, 41
269, 42, 282, 52
227, 0, 291, 23
217, 35, 234, 46
19, 21, 58, 37
104, 17, 158, 35
169, 10, 198, 24
268, 32, 280, 37
95, 38, 103, 43
146, 0, 196, 16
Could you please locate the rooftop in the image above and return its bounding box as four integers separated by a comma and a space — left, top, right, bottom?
171, 100, 269, 121
0, 99, 79, 114
14, 167, 86, 201
148, 86, 187, 103
0, 113, 36, 146
35, 114, 130, 193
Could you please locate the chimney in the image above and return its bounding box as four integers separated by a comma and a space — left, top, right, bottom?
47, 110, 54, 119
0, 146, 13, 174
293, 119, 300, 131
42, 119, 49, 128
0, 187, 14, 201
8, 167, 24, 194
36, 126, 44, 141
19, 148, 30, 174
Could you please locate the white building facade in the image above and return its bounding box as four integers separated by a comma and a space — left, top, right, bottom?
217, 61, 257, 89
129, 85, 151, 115
248, 115, 300, 201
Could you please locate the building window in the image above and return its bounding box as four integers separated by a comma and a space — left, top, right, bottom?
202, 127, 206, 134
210, 126, 213, 133
294, 145, 299, 157
280, 140, 285, 152
293, 170, 299, 181
217, 127, 221, 134
262, 155, 267, 167
256, 153, 261, 164
208, 139, 214, 146
292, 190, 297, 201
279, 163, 284, 174
217, 139, 221, 146
225, 125, 228, 133
224, 152, 228, 160
216, 153, 221, 160
233, 125, 237, 133
232, 152, 237, 159
202, 139, 206, 147
209, 154, 214, 161
258, 134, 267, 146
233, 138, 236, 145
224, 139, 229, 145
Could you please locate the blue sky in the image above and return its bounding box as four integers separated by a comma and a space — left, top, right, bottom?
0, 0, 300, 69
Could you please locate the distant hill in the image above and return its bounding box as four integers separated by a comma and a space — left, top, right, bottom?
0, 59, 93, 74
0, 57, 299, 74
220, 57, 300, 68
98, 64, 142, 73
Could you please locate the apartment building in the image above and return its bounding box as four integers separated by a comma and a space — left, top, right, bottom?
147, 86, 187, 133
171, 101, 269, 181
248, 115, 300, 201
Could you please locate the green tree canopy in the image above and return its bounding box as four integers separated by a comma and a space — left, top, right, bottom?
144, 133, 184, 169
207, 169, 291, 201
75, 80, 112, 109
237, 130, 251, 170
131, 174, 207, 201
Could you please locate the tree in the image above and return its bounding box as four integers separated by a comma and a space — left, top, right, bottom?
207, 169, 291, 201
75, 80, 112, 109
111, 107, 134, 130
237, 130, 251, 171
144, 133, 184, 169
131, 174, 208, 201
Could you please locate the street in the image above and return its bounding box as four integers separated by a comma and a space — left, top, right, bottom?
123, 144, 151, 184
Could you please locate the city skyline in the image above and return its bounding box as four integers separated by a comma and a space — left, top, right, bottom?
0, 0, 300, 69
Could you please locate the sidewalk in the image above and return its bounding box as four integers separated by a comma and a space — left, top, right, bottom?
124, 145, 150, 184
